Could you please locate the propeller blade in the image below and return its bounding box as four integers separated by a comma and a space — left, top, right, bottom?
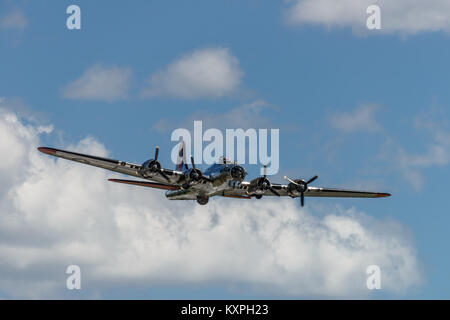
184, 163, 189, 170
190, 155, 196, 169
269, 186, 280, 197
154, 146, 159, 161
201, 176, 213, 183
300, 192, 304, 207
158, 169, 170, 182
306, 175, 318, 185
263, 165, 267, 178
284, 176, 298, 185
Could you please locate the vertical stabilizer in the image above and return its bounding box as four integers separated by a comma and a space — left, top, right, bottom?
175, 140, 187, 171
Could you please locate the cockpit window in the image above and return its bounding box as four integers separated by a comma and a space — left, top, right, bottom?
218, 156, 237, 165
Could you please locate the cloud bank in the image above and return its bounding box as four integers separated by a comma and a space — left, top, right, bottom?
0, 104, 421, 298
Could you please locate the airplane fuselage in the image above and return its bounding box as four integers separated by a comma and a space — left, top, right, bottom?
165, 162, 247, 201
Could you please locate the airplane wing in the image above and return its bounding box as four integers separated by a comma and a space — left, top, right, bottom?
223, 181, 390, 198
37, 147, 183, 183
301, 187, 390, 198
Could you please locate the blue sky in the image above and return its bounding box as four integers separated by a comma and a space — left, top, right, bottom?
1, 0, 450, 299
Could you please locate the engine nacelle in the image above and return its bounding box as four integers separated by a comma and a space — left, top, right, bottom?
222, 165, 246, 181
139, 159, 161, 177
187, 168, 203, 181
287, 180, 307, 195
247, 177, 271, 195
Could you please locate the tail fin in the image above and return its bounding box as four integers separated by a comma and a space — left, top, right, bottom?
175, 140, 187, 171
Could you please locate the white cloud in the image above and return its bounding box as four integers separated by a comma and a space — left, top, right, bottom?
143, 48, 244, 99
152, 100, 276, 133
1, 9, 27, 30
196, 100, 275, 129
286, 0, 450, 35
63, 65, 133, 102
330, 104, 382, 133
396, 118, 450, 190
0, 106, 422, 298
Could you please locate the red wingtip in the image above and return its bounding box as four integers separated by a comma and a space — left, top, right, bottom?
376, 193, 391, 198
37, 147, 57, 155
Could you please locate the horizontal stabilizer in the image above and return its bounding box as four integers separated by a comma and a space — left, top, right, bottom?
108, 179, 179, 190
222, 194, 252, 199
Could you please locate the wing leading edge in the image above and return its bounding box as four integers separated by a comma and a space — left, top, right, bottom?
37, 147, 181, 183
38, 147, 143, 178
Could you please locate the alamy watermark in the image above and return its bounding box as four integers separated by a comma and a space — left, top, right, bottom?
65, 5, 381, 31
66, 265, 81, 290
366, 265, 381, 290
171, 121, 279, 175
367, 5, 381, 30
66, 5, 81, 30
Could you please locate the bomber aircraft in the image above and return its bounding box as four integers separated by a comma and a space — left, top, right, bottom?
38, 144, 391, 206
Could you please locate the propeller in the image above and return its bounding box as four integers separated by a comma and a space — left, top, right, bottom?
141, 146, 170, 182
284, 175, 318, 207
248, 165, 280, 197
264, 165, 280, 196
181, 155, 212, 189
